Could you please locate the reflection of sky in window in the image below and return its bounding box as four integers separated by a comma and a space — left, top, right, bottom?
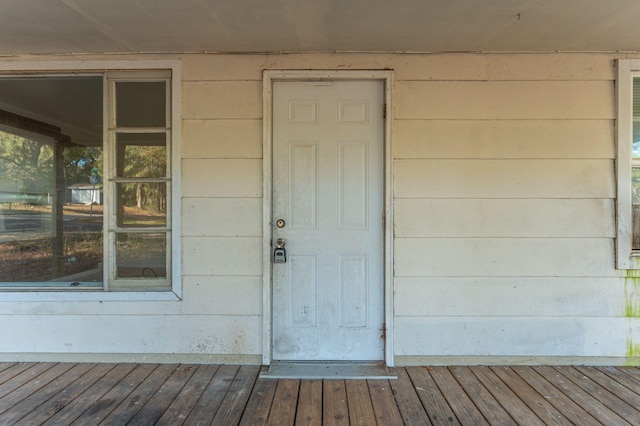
634, 140, 640, 158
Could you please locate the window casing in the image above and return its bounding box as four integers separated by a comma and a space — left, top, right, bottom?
617, 59, 640, 268
0, 64, 178, 292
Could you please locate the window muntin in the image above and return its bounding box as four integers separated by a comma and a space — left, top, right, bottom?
0, 70, 173, 291
108, 75, 171, 290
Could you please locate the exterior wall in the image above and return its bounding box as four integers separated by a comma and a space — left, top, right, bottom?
1, 52, 639, 365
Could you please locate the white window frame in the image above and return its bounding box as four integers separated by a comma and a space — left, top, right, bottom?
0, 60, 182, 301
617, 59, 640, 269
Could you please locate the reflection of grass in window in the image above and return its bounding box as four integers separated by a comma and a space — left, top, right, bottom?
117, 233, 166, 278
123, 206, 166, 227
0, 233, 102, 282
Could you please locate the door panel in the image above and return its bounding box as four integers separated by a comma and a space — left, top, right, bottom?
272, 80, 385, 361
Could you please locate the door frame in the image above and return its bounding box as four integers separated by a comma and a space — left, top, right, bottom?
262, 70, 395, 366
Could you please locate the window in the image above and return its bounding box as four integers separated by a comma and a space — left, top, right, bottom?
617, 59, 640, 269
0, 67, 176, 291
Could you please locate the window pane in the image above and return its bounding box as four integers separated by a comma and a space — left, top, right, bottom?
634, 78, 640, 159
116, 232, 166, 278
116, 182, 167, 227
116, 81, 166, 127
0, 131, 103, 284
116, 133, 167, 178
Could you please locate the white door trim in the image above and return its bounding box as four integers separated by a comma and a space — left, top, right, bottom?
262, 70, 394, 366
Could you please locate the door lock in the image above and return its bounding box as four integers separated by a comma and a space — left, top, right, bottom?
274, 238, 287, 263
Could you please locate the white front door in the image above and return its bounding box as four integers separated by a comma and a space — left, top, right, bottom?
272, 80, 385, 361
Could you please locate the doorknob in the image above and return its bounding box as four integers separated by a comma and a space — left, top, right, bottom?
276, 238, 286, 248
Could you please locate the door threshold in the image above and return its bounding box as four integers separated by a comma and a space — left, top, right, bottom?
260, 361, 397, 380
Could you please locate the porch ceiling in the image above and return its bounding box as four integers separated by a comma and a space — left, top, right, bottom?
1, 0, 640, 55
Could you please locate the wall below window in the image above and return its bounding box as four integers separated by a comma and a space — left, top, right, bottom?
1, 52, 638, 365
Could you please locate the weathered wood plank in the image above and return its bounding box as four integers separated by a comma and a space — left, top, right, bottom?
295, 380, 322, 426
430, 367, 489, 425
127, 364, 198, 425
16, 363, 116, 425
388, 367, 432, 425
42, 363, 136, 426
512, 366, 602, 426
97, 364, 179, 425
580, 366, 640, 406
0, 363, 93, 424
323, 380, 349, 426
617, 366, 640, 383
490, 366, 569, 425
597, 366, 640, 394
0, 362, 75, 415
533, 366, 631, 425
156, 364, 220, 426
211, 365, 261, 425
70, 363, 158, 426
368, 379, 405, 425
345, 379, 376, 425
557, 366, 640, 424
406, 366, 460, 425
239, 377, 278, 425
3, 364, 640, 426
183, 364, 239, 424
0, 362, 17, 376
267, 379, 300, 425
0, 363, 56, 399
449, 366, 516, 426
470, 366, 545, 426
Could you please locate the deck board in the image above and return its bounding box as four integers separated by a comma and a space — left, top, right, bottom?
555, 366, 640, 425
0, 363, 639, 425
471, 366, 545, 426
41, 363, 136, 425
323, 380, 349, 425
0, 362, 94, 424
511, 366, 601, 426
449, 366, 516, 426
156, 364, 220, 426
388, 367, 432, 425
490, 366, 568, 425
294, 379, 322, 426
533, 365, 632, 425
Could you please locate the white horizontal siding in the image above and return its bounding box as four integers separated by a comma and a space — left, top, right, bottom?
182, 119, 262, 159
0, 315, 262, 355
394, 277, 625, 317
1, 52, 632, 363
183, 237, 262, 276
394, 120, 614, 159
183, 198, 262, 237
395, 159, 614, 199
393, 53, 616, 81
394, 238, 615, 277
182, 276, 262, 315
182, 159, 262, 198
395, 316, 633, 358
395, 199, 615, 238
395, 81, 614, 120
183, 81, 262, 119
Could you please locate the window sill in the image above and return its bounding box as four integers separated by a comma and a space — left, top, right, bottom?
0, 290, 181, 302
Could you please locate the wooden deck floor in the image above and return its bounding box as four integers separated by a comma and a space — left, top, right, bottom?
0, 363, 640, 425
